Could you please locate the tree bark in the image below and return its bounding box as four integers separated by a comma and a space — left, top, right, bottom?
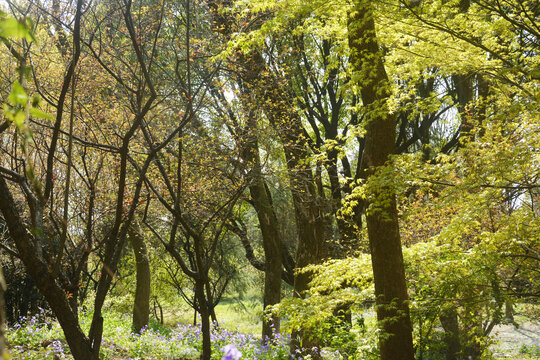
245, 53, 328, 358
128, 220, 151, 333
250, 180, 283, 339
235, 95, 283, 339
0, 177, 95, 360
246, 148, 283, 338
195, 279, 211, 360
208, 0, 328, 352
348, 2, 414, 360
263, 91, 328, 298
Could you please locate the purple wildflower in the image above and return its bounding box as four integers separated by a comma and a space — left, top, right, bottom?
221, 344, 242, 360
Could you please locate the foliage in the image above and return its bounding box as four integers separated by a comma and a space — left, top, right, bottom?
519, 344, 540, 359
271, 256, 377, 359
0, 12, 35, 41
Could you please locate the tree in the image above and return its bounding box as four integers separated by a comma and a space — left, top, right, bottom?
208, 1, 332, 347
347, 1, 414, 358
0, 2, 97, 358
0, 15, 36, 359
1, 0, 538, 359
0, 0, 159, 357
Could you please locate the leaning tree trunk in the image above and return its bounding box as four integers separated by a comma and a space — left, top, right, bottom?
348, 2, 415, 360
0, 177, 96, 360
128, 220, 151, 333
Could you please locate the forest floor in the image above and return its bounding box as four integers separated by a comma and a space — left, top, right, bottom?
6, 299, 540, 359
491, 321, 540, 359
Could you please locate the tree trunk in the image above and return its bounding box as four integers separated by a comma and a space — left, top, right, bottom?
128, 220, 151, 333
249, 176, 282, 339
440, 308, 461, 360
265, 99, 328, 298
240, 52, 328, 354
242, 115, 283, 339
504, 300, 514, 323
348, 2, 414, 360
258, 65, 328, 359
195, 279, 211, 360
204, 278, 218, 324
208, 0, 328, 350
0, 177, 96, 360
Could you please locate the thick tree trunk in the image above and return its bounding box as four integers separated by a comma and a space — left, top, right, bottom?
208, 2, 286, 337
248, 169, 283, 339
241, 115, 283, 339
235, 51, 328, 356
208, 0, 327, 351
258, 64, 328, 359
263, 97, 328, 297
348, 2, 414, 360
0, 177, 96, 360
128, 220, 151, 333
224, 93, 285, 339
210, 0, 328, 292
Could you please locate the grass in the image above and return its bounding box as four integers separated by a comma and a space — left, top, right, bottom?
171, 296, 263, 336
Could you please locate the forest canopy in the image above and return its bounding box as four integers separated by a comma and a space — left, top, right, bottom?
0, 0, 538, 359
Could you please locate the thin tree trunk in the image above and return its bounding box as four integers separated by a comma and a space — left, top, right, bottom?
348, 2, 414, 359
196, 279, 211, 360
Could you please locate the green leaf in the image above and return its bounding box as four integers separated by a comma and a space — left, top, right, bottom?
29, 107, 53, 120
13, 111, 26, 128
8, 81, 28, 106
0, 17, 36, 41
2, 103, 15, 121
